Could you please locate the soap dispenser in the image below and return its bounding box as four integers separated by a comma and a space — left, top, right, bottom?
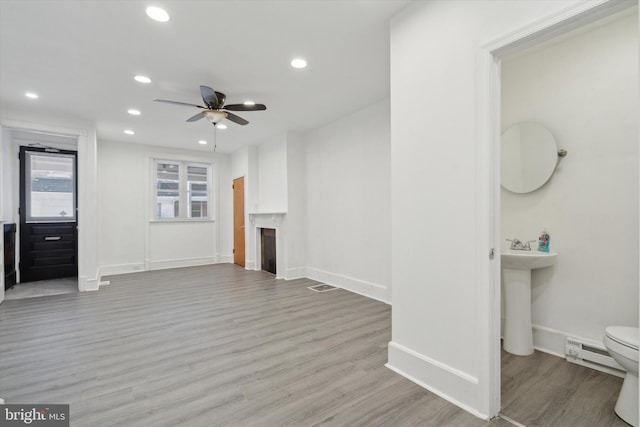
537, 228, 550, 252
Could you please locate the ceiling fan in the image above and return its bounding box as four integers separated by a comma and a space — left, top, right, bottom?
154, 85, 266, 126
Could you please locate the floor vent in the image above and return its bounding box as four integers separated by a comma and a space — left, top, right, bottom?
565, 337, 625, 378
308, 284, 338, 292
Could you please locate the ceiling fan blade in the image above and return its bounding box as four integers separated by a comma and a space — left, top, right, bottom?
225, 111, 249, 126
155, 99, 206, 109
186, 112, 205, 122
223, 103, 267, 111
200, 86, 219, 109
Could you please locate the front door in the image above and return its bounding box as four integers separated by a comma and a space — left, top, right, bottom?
19, 147, 78, 283
233, 177, 245, 267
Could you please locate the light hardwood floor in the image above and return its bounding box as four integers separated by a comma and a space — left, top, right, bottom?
0, 264, 626, 426
501, 348, 627, 427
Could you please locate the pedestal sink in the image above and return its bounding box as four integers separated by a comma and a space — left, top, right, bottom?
502, 250, 557, 356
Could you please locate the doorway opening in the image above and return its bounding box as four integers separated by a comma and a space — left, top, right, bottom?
483, 0, 638, 420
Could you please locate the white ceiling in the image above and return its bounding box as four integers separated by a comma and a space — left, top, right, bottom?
0, 0, 410, 153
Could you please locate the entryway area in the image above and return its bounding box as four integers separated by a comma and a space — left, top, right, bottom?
4, 277, 77, 300
1, 129, 79, 296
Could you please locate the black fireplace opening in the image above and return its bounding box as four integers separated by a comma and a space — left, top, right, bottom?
261, 228, 276, 275
4, 223, 17, 290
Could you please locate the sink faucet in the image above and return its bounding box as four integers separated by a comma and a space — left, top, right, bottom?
506, 239, 535, 251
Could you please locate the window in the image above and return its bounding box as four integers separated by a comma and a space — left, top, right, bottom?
155, 159, 212, 220
26, 151, 76, 222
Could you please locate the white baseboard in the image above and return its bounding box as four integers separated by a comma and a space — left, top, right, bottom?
501, 320, 609, 360
99, 263, 146, 276
245, 260, 256, 270
101, 257, 234, 277
149, 256, 217, 271
219, 254, 234, 263
387, 341, 486, 419
305, 267, 389, 303
284, 267, 306, 280
78, 275, 99, 292
532, 324, 570, 358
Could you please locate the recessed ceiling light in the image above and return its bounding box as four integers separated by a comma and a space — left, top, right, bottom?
243, 101, 255, 106
134, 75, 151, 84
146, 6, 170, 22
25, 92, 39, 99
198, 140, 207, 145
124, 130, 135, 135
217, 124, 227, 130
291, 58, 307, 69
128, 109, 141, 116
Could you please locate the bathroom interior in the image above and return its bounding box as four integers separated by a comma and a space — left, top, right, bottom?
499, 5, 638, 426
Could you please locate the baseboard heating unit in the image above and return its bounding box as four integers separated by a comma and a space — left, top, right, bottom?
565, 337, 625, 378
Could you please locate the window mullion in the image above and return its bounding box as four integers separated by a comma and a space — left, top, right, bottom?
179, 162, 188, 218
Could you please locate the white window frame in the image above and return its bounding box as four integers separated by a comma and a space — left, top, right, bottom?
153, 158, 213, 221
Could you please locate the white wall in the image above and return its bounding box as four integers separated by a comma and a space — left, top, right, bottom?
218, 151, 233, 264
97, 140, 232, 275
304, 99, 391, 302
501, 10, 639, 353
1, 129, 11, 222
232, 100, 391, 299
388, 0, 598, 418
284, 132, 307, 278
257, 135, 288, 213
0, 128, 5, 303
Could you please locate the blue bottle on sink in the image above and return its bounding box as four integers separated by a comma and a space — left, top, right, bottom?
538, 228, 550, 252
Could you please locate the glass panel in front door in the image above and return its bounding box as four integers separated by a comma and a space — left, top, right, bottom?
26, 151, 76, 222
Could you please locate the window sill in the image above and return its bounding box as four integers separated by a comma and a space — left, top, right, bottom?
149, 218, 215, 224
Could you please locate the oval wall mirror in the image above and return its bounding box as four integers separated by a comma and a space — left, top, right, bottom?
501, 122, 558, 194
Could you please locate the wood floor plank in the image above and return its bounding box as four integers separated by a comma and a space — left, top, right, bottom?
546, 370, 626, 427
500, 348, 624, 427
0, 264, 626, 426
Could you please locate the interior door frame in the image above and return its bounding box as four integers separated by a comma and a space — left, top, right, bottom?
0, 119, 99, 295
476, 0, 635, 417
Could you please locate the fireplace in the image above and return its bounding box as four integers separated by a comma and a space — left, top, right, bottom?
261, 228, 277, 274
248, 212, 286, 278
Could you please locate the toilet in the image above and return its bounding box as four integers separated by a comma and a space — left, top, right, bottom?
603, 326, 639, 427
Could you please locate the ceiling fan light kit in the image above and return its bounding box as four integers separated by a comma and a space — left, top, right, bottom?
154, 85, 266, 127
203, 110, 227, 123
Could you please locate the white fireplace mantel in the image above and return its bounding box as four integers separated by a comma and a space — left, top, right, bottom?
248, 212, 287, 279
248, 212, 286, 225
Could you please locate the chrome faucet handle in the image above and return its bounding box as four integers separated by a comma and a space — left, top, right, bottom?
506, 238, 524, 250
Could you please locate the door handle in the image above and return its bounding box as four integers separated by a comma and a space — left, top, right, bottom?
44, 236, 62, 241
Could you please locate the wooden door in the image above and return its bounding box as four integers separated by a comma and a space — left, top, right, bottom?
19, 146, 78, 283
233, 177, 245, 267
